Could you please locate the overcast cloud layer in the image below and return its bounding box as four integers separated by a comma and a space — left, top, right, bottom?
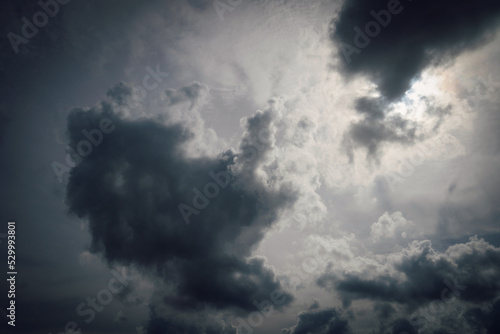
0, 0, 499, 334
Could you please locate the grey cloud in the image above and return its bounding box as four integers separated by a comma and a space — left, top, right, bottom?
342, 96, 453, 162
330, 0, 500, 100
354, 97, 386, 120
65, 84, 295, 319
390, 318, 417, 334
106, 82, 133, 106
343, 110, 418, 163
464, 299, 500, 334
165, 82, 208, 108
283, 307, 351, 334
317, 237, 500, 333
320, 237, 500, 305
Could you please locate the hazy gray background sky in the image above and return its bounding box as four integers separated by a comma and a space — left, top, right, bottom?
1, 1, 500, 333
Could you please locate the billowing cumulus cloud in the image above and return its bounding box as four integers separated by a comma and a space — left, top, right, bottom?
316, 236, 500, 333
370, 211, 413, 241
64, 84, 295, 326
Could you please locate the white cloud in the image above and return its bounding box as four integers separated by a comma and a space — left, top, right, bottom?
370, 211, 413, 242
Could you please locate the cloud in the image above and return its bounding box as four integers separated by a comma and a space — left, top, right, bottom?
342, 97, 419, 163
165, 82, 208, 108
64, 84, 295, 320
370, 211, 413, 241
340, 94, 455, 163
330, 0, 500, 100
283, 307, 351, 334
464, 299, 500, 334
316, 236, 500, 333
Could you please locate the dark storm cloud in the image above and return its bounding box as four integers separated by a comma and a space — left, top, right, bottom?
464, 299, 500, 334
343, 97, 418, 162
371, 303, 398, 334
317, 237, 500, 333
390, 318, 417, 334
354, 96, 386, 120
330, 0, 500, 100
283, 307, 351, 334
146, 306, 237, 334
319, 238, 500, 305
374, 302, 395, 321
64, 84, 294, 315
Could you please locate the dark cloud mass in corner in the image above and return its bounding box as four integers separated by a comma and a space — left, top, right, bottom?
331, 0, 500, 100
64, 85, 295, 315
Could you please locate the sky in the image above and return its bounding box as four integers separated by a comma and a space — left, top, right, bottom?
0, 0, 500, 333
